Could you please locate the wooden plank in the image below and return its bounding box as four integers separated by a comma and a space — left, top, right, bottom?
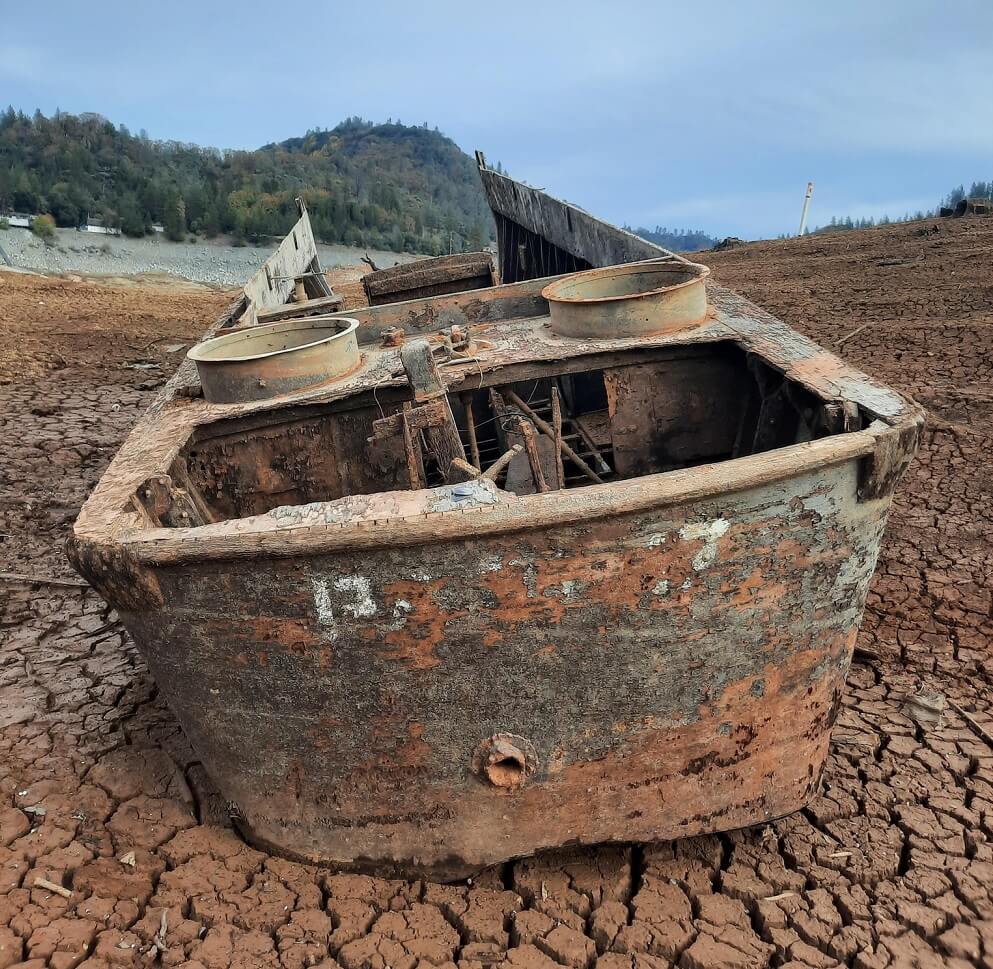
551, 387, 566, 488
257, 294, 344, 323
350, 276, 554, 346
402, 408, 426, 489
478, 164, 682, 276
502, 389, 603, 485
447, 458, 481, 483
399, 340, 466, 475
242, 205, 320, 313
481, 444, 523, 481
461, 394, 482, 470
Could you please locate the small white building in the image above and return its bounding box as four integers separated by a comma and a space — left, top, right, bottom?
5, 214, 33, 229
80, 219, 121, 236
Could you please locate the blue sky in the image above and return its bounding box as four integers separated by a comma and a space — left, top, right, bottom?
2, 0, 990, 238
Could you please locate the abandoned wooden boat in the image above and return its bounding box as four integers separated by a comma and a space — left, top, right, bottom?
69, 192, 922, 881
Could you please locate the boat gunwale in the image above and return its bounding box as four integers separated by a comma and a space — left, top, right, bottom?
121, 422, 891, 566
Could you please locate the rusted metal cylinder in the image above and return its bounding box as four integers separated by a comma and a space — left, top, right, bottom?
187, 316, 360, 404
542, 261, 710, 339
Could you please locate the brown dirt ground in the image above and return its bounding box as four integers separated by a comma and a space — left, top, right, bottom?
1, 218, 993, 969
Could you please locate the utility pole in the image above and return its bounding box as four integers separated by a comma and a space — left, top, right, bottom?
798, 182, 814, 237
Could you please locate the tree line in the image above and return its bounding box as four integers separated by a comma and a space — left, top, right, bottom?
0, 109, 494, 255
808, 181, 993, 236
627, 225, 718, 252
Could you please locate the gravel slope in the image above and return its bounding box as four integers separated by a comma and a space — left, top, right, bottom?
0, 227, 417, 288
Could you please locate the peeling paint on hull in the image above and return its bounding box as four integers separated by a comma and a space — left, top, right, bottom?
116, 459, 890, 879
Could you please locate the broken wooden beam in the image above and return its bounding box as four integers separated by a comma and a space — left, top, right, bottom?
461, 393, 482, 470
256, 294, 344, 324
400, 340, 466, 475
551, 386, 566, 487
447, 458, 482, 483
502, 389, 604, 484
517, 418, 550, 493
0, 571, 89, 589
481, 444, 524, 481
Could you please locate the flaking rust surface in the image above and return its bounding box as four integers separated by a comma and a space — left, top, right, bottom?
122, 461, 886, 878
1, 216, 992, 967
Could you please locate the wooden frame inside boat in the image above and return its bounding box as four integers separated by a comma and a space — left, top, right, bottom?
68, 203, 923, 880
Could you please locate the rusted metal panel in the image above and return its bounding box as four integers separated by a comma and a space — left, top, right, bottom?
603, 357, 749, 475
112, 457, 886, 879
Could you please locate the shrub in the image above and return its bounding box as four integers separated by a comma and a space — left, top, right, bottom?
0, 217, 9, 231
31, 214, 57, 243
100, 241, 112, 255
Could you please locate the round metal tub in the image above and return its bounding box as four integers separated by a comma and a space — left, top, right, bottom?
188, 316, 361, 403
542, 261, 710, 339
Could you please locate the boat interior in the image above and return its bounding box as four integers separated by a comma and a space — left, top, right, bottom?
139, 338, 867, 528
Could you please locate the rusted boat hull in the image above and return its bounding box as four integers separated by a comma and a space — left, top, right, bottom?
69, 194, 922, 881
91, 452, 886, 880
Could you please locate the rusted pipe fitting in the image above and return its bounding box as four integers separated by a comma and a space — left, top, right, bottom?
471, 733, 538, 791
381, 326, 405, 348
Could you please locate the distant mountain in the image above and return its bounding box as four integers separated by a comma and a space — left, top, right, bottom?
0, 110, 493, 254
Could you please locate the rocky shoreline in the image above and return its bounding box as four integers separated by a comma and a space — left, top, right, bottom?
0, 227, 417, 288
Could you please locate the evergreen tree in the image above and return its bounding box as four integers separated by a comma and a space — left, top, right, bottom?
163, 194, 186, 241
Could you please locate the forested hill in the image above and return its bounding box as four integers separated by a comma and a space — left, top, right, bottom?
0, 110, 494, 254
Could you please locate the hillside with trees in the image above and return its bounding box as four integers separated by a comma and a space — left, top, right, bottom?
0, 109, 495, 254
626, 225, 718, 252
809, 181, 993, 236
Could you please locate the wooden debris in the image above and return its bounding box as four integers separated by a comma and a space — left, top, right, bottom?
400, 340, 466, 475
517, 419, 550, 493
0, 572, 89, 589
551, 386, 566, 488
371, 399, 448, 438
481, 445, 524, 481
155, 909, 169, 949
447, 458, 481, 483
949, 699, 993, 750
257, 294, 344, 323
835, 320, 874, 347
461, 393, 482, 470
502, 389, 604, 484
572, 413, 613, 475
34, 877, 72, 899
903, 687, 946, 729
401, 407, 426, 489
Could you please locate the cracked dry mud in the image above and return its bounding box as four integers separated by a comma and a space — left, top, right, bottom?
1, 216, 992, 969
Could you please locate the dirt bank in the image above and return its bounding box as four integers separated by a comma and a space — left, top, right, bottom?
1, 219, 992, 968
